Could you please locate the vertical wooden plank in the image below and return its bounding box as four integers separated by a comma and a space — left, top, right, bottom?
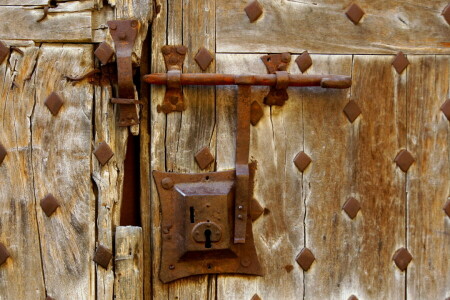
0, 45, 46, 300
115, 226, 143, 300
406, 55, 450, 299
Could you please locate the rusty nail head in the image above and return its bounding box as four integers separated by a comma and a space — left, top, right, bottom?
94, 141, 114, 166
296, 247, 315, 271
40, 193, 60, 217
94, 42, 115, 65
392, 52, 409, 74
393, 247, 412, 271
345, 3, 365, 25
93, 244, 113, 269
0, 243, 10, 266
250, 101, 264, 126
44, 92, 64, 116
0, 41, 10, 64
395, 149, 414, 172
109, 23, 117, 30
343, 100, 362, 123
244, 0, 263, 23
161, 177, 174, 190
294, 151, 312, 173
442, 4, 450, 25
0, 143, 7, 165
251, 294, 261, 300
240, 256, 251, 267
295, 51, 313, 73
441, 99, 450, 121
169, 264, 175, 270
195, 146, 215, 170
195, 47, 214, 71
443, 200, 450, 217
342, 197, 361, 219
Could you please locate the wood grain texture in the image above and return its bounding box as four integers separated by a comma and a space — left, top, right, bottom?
406, 55, 450, 299
216, 0, 450, 54
115, 226, 143, 300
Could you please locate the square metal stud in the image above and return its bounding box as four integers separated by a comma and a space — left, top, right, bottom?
342, 197, 361, 219
194, 146, 215, 170
393, 247, 412, 271
441, 99, 450, 121
0, 41, 10, 64
244, 0, 263, 23
392, 52, 409, 74
0, 143, 6, 165
250, 101, 263, 126
343, 100, 362, 123
442, 4, 450, 25
345, 3, 365, 25
194, 47, 214, 71
0, 243, 10, 266
44, 92, 64, 116
93, 244, 113, 269
296, 247, 315, 271
294, 151, 312, 173
94, 142, 114, 166
395, 149, 414, 172
295, 51, 313, 73
94, 42, 115, 65
443, 200, 450, 217
40, 194, 60, 217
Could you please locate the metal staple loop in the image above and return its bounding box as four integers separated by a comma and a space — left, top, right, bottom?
167, 69, 181, 89
275, 71, 289, 90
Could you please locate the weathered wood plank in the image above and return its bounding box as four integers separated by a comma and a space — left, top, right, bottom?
30, 44, 95, 299
0, 44, 46, 300
0, 6, 92, 42
406, 55, 450, 299
216, 0, 450, 54
115, 226, 143, 300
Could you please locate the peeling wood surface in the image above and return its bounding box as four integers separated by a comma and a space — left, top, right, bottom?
216, 0, 450, 54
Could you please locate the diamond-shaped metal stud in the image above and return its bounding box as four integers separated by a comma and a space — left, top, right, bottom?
343, 100, 362, 123
443, 200, 450, 217
0, 243, 10, 266
0, 143, 6, 166
44, 92, 64, 116
0, 41, 10, 65
195, 146, 215, 170
392, 52, 409, 74
251, 294, 261, 300
441, 99, 450, 121
342, 197, 361, 219
348, 295, 358, 300
295, 51, 313, 73
40, 194, 60, 217
296, 247, 315, 271
250, 198, 264, 221
294, 151, 312, 173
194, 47, 214, 71
250, 101, 263, 126
94, 42, 115, 65
345, 3, 365, 25
94, 142, 114, 166
393, 247, 412, 271
93, 244, 113, 269
244, 0, 263, 23
442, 4, 450, 25
395, 149, 414, 172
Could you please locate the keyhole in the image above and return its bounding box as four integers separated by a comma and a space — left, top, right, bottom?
204, 229, 212, 248
190, 207, 195, 223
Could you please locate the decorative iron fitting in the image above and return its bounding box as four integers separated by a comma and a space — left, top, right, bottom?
108, 19, 140, 127
261, 53, 291, 106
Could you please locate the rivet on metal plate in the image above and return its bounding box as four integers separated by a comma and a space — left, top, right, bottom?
296, 247, 315, 271
195, 146, 215, 170
251, 294, 262, 300
342, 197, 361, 219
343, 100, 362, 123
345, 3, 365, 25
440, 99, 450, 121
393, 247, 412, 271
40, 194, 60, 217
295, 51, 313, 73
392, 52, 409, 74
0, 41, 10, 64
244, 0, 263, 23
161, 177, 174, 190
44, 92, 64, 116
294, 151, 312, 173
442, 4, 450, 25
250, 101, 264, 126
194, 47, 214, 71
0, 243, 10, 266
394, 149, 414, 172
94, 42, 115, 65
93, 245, 113, 269
0, 143, 7, 165
94, 141, 114, 166
443, 199, 450, 217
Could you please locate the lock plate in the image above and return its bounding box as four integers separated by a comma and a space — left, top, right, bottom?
153, 168, 263, 283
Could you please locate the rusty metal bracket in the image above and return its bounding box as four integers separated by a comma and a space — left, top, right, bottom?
261, 52, 291, 106
108, 19, 139, 127
157, 45, 188, 114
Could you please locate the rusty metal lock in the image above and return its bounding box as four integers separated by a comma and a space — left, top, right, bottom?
192, 222, 222, 244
